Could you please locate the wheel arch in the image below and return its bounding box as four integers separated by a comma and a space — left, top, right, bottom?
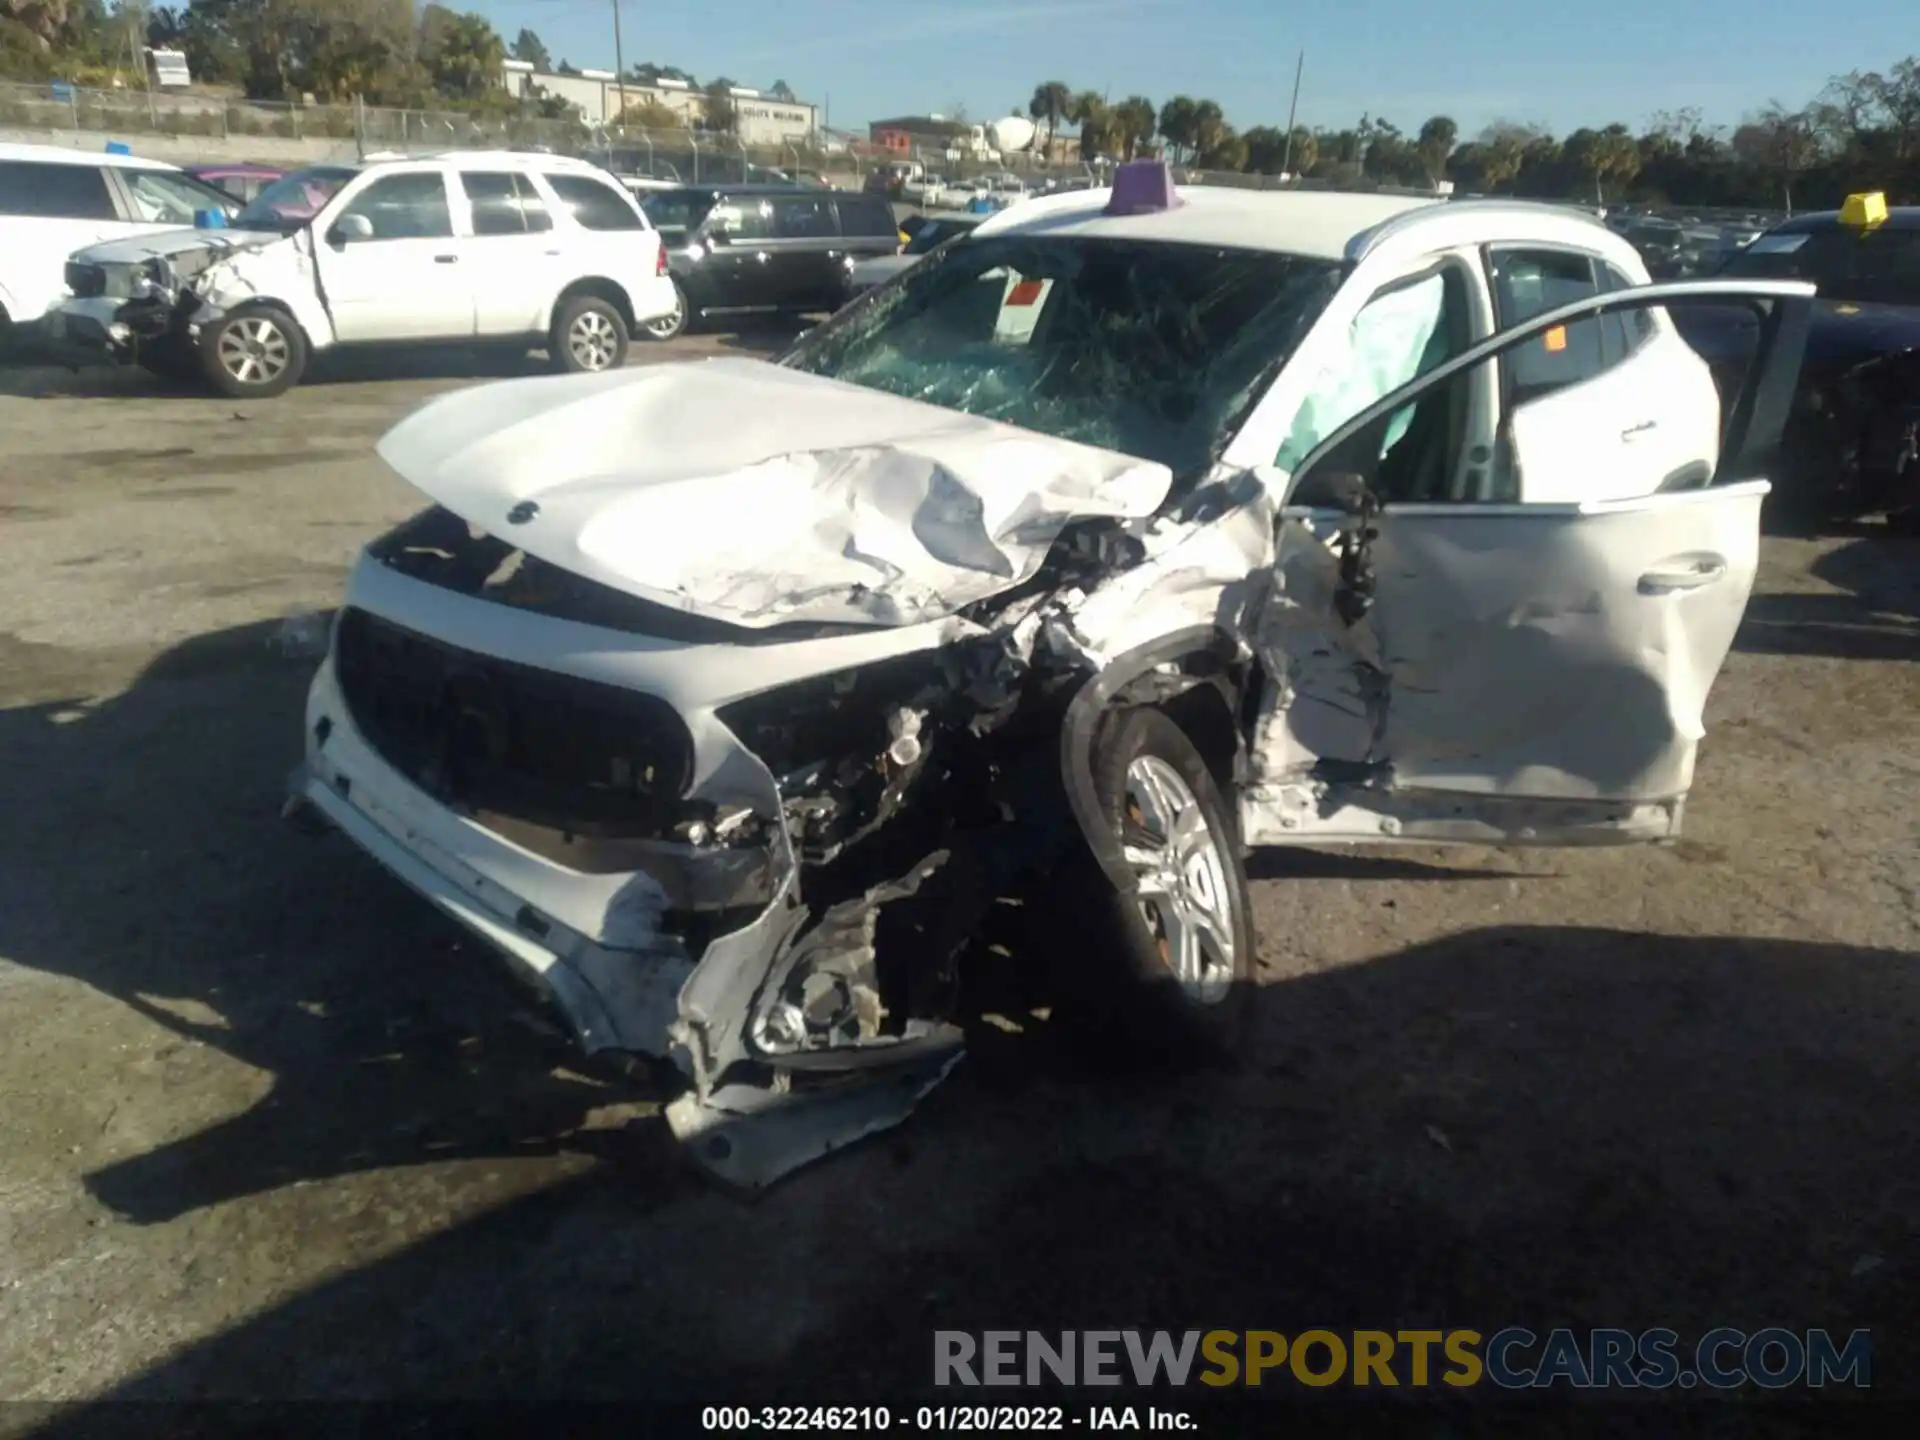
549, 276, 636, 332
209, 296, 315, 348
1059, 625, 1252, 896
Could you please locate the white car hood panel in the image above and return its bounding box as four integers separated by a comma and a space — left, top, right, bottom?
376, 357, 1173, 629
74, 227, 286, 265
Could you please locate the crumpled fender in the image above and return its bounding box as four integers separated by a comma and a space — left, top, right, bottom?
183, 229, 337, 350
1058, 624, 1242, 896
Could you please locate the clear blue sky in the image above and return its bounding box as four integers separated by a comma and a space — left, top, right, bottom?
469, 0, 1911, 137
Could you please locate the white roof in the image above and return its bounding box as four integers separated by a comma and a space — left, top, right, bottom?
382, 150, 605, 173
974, 185, 1440, 259
0, 140, 180, 171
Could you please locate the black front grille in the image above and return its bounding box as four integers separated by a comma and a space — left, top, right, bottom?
65, 261, 106, 299
333, 608, 696, 836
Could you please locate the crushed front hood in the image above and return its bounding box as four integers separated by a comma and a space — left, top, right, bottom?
75, 226, 286, 266
376, 357, 1173, 628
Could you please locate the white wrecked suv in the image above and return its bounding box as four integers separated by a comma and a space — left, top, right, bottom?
285, 162, 1813, 1186
51, 152, 677, 397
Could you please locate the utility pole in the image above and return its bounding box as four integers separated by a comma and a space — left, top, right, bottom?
611, 0, 627, 135
1279, 50, 1304, 177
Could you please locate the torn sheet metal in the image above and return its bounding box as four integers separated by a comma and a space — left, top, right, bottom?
374, 358, 1175, 630
666, 1048, 964, 1190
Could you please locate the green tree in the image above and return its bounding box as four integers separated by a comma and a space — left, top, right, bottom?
1071, 89, 1109, 160
703, 78, 736, 133
1416, 114, 1457, 186
624, 96, 684, 130
1111, 94, 1156, 159
1157, 94, 1197, 162
1731, 102, 1818, 209
418, 6, 503, 100
1189, 98, 1227, 164
509, 26, 546, 70
1029, 78, 1070, 154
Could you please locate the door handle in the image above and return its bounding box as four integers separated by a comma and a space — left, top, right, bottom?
1621, 420, 1658, 440
1638, 554, 1728, 595
434, 254, 459, 264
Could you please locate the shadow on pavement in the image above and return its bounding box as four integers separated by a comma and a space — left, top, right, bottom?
2, 617, 1916, 1421
1737, 534, 1920, 662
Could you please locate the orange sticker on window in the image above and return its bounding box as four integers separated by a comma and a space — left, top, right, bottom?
1543, 325, 1568, 353
1006, 279, 1044, 307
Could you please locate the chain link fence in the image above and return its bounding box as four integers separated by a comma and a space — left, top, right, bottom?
0, 79, 850, 180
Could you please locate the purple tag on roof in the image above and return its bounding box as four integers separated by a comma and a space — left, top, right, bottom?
1104, 159, 1182, 216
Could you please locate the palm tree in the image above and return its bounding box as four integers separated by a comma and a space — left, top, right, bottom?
1158, 95, 1197, 163
1113, 95, 1157, 159
1189, 99, 1227, 165
1068, 90, 1107, 160
1030, 80, 1072, 156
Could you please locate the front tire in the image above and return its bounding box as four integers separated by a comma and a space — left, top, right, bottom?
200, 306, 306, 398
642, 280, 689, 342
1058, 707, 1257, 1061
552, 293, 630, 373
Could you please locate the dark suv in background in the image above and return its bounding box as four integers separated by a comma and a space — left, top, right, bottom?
637, 184, 900, 339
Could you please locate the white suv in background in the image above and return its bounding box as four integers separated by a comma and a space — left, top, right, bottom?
0, 141, 237, 344
50, 151, 678, 397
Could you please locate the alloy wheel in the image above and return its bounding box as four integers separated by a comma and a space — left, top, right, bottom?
216, 316, 290, 386
569, 310, 621, 370
1119, 755, 1237, 1006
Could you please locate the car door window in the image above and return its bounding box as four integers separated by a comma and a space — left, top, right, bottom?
1288, 287, 1807, 511
461, 171, 554, 236
1275, 266, 1470, 476
1596, 260, 1656, 362
709, 198, 772, 241
546, 173, 644, 231
338, 172, 453, 240
0, 161, 116, 220
119, 168, 229, 224
1488, 249, 1612, 405
772, 195, 835, 239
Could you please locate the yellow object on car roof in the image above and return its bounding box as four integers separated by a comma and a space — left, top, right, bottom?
1838, 192, 1888, 228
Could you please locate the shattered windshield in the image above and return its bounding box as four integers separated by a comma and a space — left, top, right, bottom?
233, 166, 356, 230
781, 236, 1343, 475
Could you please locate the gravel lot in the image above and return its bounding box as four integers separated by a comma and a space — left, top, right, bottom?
1, 333, 1917, 1427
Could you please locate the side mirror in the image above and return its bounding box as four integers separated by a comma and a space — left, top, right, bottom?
327, 213, 374, 246
705, 225, 732, 248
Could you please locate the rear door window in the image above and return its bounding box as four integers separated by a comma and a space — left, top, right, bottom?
461, 171, 552, 235
772, 194, 836, 239
709, 197, 772, 241
546, 173, 645, 231
0, 160, 116, 220
1487, 249, 1612, 404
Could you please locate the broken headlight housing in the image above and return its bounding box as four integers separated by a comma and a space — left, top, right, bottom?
127, 256, 179, 306
717, 654, 951, 863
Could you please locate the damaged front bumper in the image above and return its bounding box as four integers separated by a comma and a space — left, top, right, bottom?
45, 296, 150, 363
282, 587, 993, 1187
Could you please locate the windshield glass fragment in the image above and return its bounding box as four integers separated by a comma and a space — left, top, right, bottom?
781, 237, 1342, 474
